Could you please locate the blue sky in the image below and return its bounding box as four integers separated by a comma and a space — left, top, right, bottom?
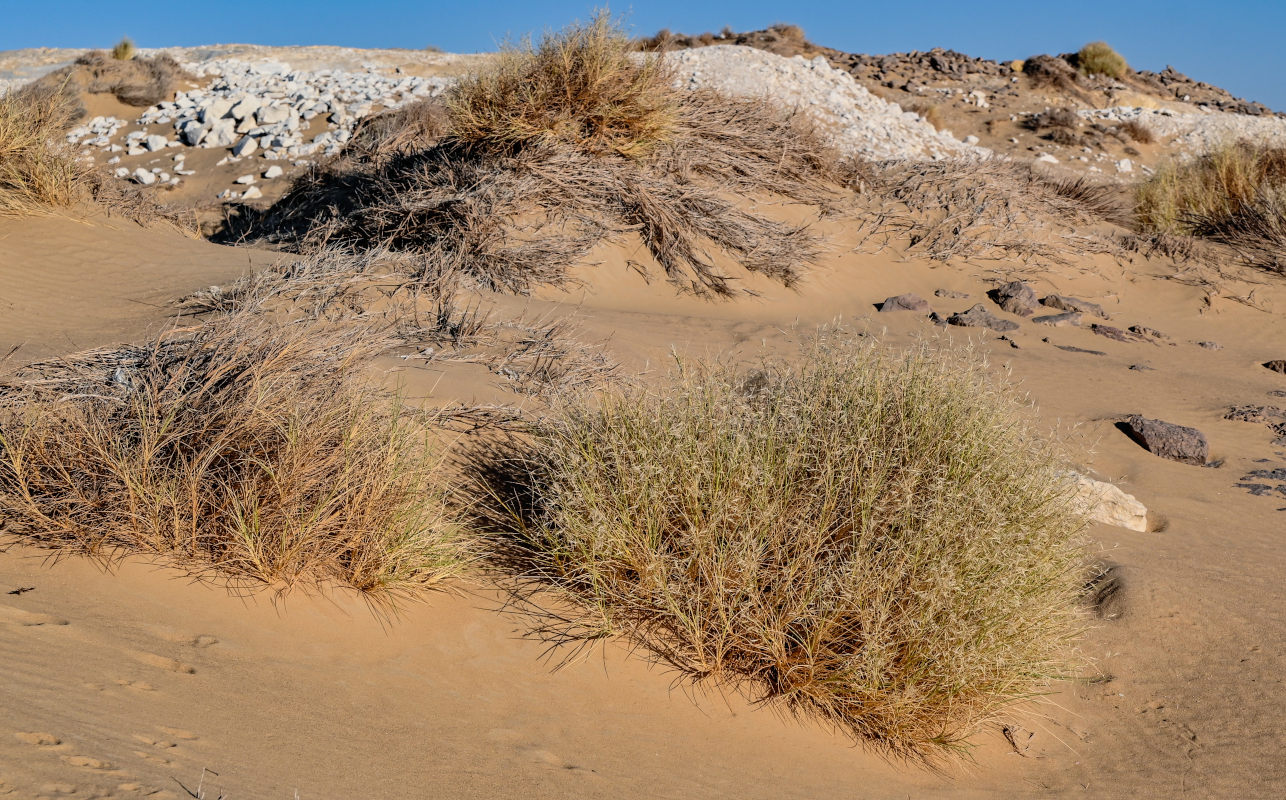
6, 1, 1284, 110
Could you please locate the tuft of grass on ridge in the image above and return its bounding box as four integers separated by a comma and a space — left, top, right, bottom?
111, 37, 136, 61
487, 336, 1090, 759
0, 80, 90, 214
1076, 41, 1127, 79
447, 11, 680, 158
0, 314, 473, 598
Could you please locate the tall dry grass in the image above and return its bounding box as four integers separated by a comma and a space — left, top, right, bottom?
0, 80, 90, 214
0, 315, 471, 597
1137, 142, 1286, 272
448, 12, 678, 158
482, 337, 1089, 759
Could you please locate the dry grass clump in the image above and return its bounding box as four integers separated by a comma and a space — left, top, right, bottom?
0, 314, 471, 597
1119, 119, 1154, 144
861, 158, 1125, 266
28, 49, 187, 108
111, 37, 136, 61
246, 17, 850, 297
484, 338, 1088, 759
1076, 42, 1128, 79
450, 12, 678, 158
1137, 142, 1286, 273
0, 80, 92, 214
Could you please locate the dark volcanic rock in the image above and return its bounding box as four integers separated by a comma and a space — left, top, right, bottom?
1196, 341, 1223, 350
1128, 324, 1169, 340
947, 304, 1019, 332
1033, 311, 1082, 327
1120, 415, 1209, 465
988, 281, 1040, 317
1043, 294, 1109, 319
1092, 324, 1149, 343
1265, 360, 1286, 374
877, 293, 931, 312
1224, 405, 1286, 424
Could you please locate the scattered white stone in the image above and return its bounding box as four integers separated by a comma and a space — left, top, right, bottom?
234, 174, 256, 185
241, 185, 264, 199
1068, 472, 1149, 532
1036, 153, 1060, 164
132, 168, 157, 185
963, 135, 980, 146
232, 135, 258, 157
263, 165, 283, 179
145, 134, 168, 152
114, 166, 130, 178
1117, 158, 1134, 173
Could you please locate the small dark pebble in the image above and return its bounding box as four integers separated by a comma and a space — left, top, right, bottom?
1196, 341, 1223, 350
1129, 325, 1169, 340
1129, 363, 1154, 371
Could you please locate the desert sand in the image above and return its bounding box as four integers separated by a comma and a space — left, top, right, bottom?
2, 31, 1285, 800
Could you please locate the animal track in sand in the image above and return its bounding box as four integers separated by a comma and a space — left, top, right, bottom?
133, 653, 196, 674
157, 727, 198, 741
14, 732, 62, 747
0, 605, 69, 627
114, 679, 156, 692
132, 749, 172, 766
63, 755, 113, 770
37, 781, 78, 795
131, 734, 178, 749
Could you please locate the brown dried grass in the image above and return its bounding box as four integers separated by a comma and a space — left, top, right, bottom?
0, 313, 472, 598
0, 79, 91, 214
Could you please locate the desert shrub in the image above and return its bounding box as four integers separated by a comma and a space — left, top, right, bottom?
1137, 142, 1286, 232
0, 80, 91, 214
27, 50, 186, 108
1138, 142, 1286, 273
244, 16, 852, 298
1022, 107, 1079, 132
1119, 119, 1154, 144
448, 12, 678, 158
1022, 54, 1081, 91
111, 37, 135, 60
488, 338, 1088, 758
0, 315, 471, 596
1076, 41, 1127, 79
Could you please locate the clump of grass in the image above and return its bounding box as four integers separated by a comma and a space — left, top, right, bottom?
1076, 41, 1127, 79
1137, 141, 1286, 233
448, 11, 678, 158
488, 338, 1088, 759
243, 16, 851, 298
1138, 142, 1286, 273
0, 315, 472, 597
28, 49, 187, 108
1119, 119, 1154, 144
0, 80, 90, 214
111, 37, 135, 61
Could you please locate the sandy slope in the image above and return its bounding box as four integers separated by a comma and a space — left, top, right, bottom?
2, 193, 1285, 798
0, 212, 276, 370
